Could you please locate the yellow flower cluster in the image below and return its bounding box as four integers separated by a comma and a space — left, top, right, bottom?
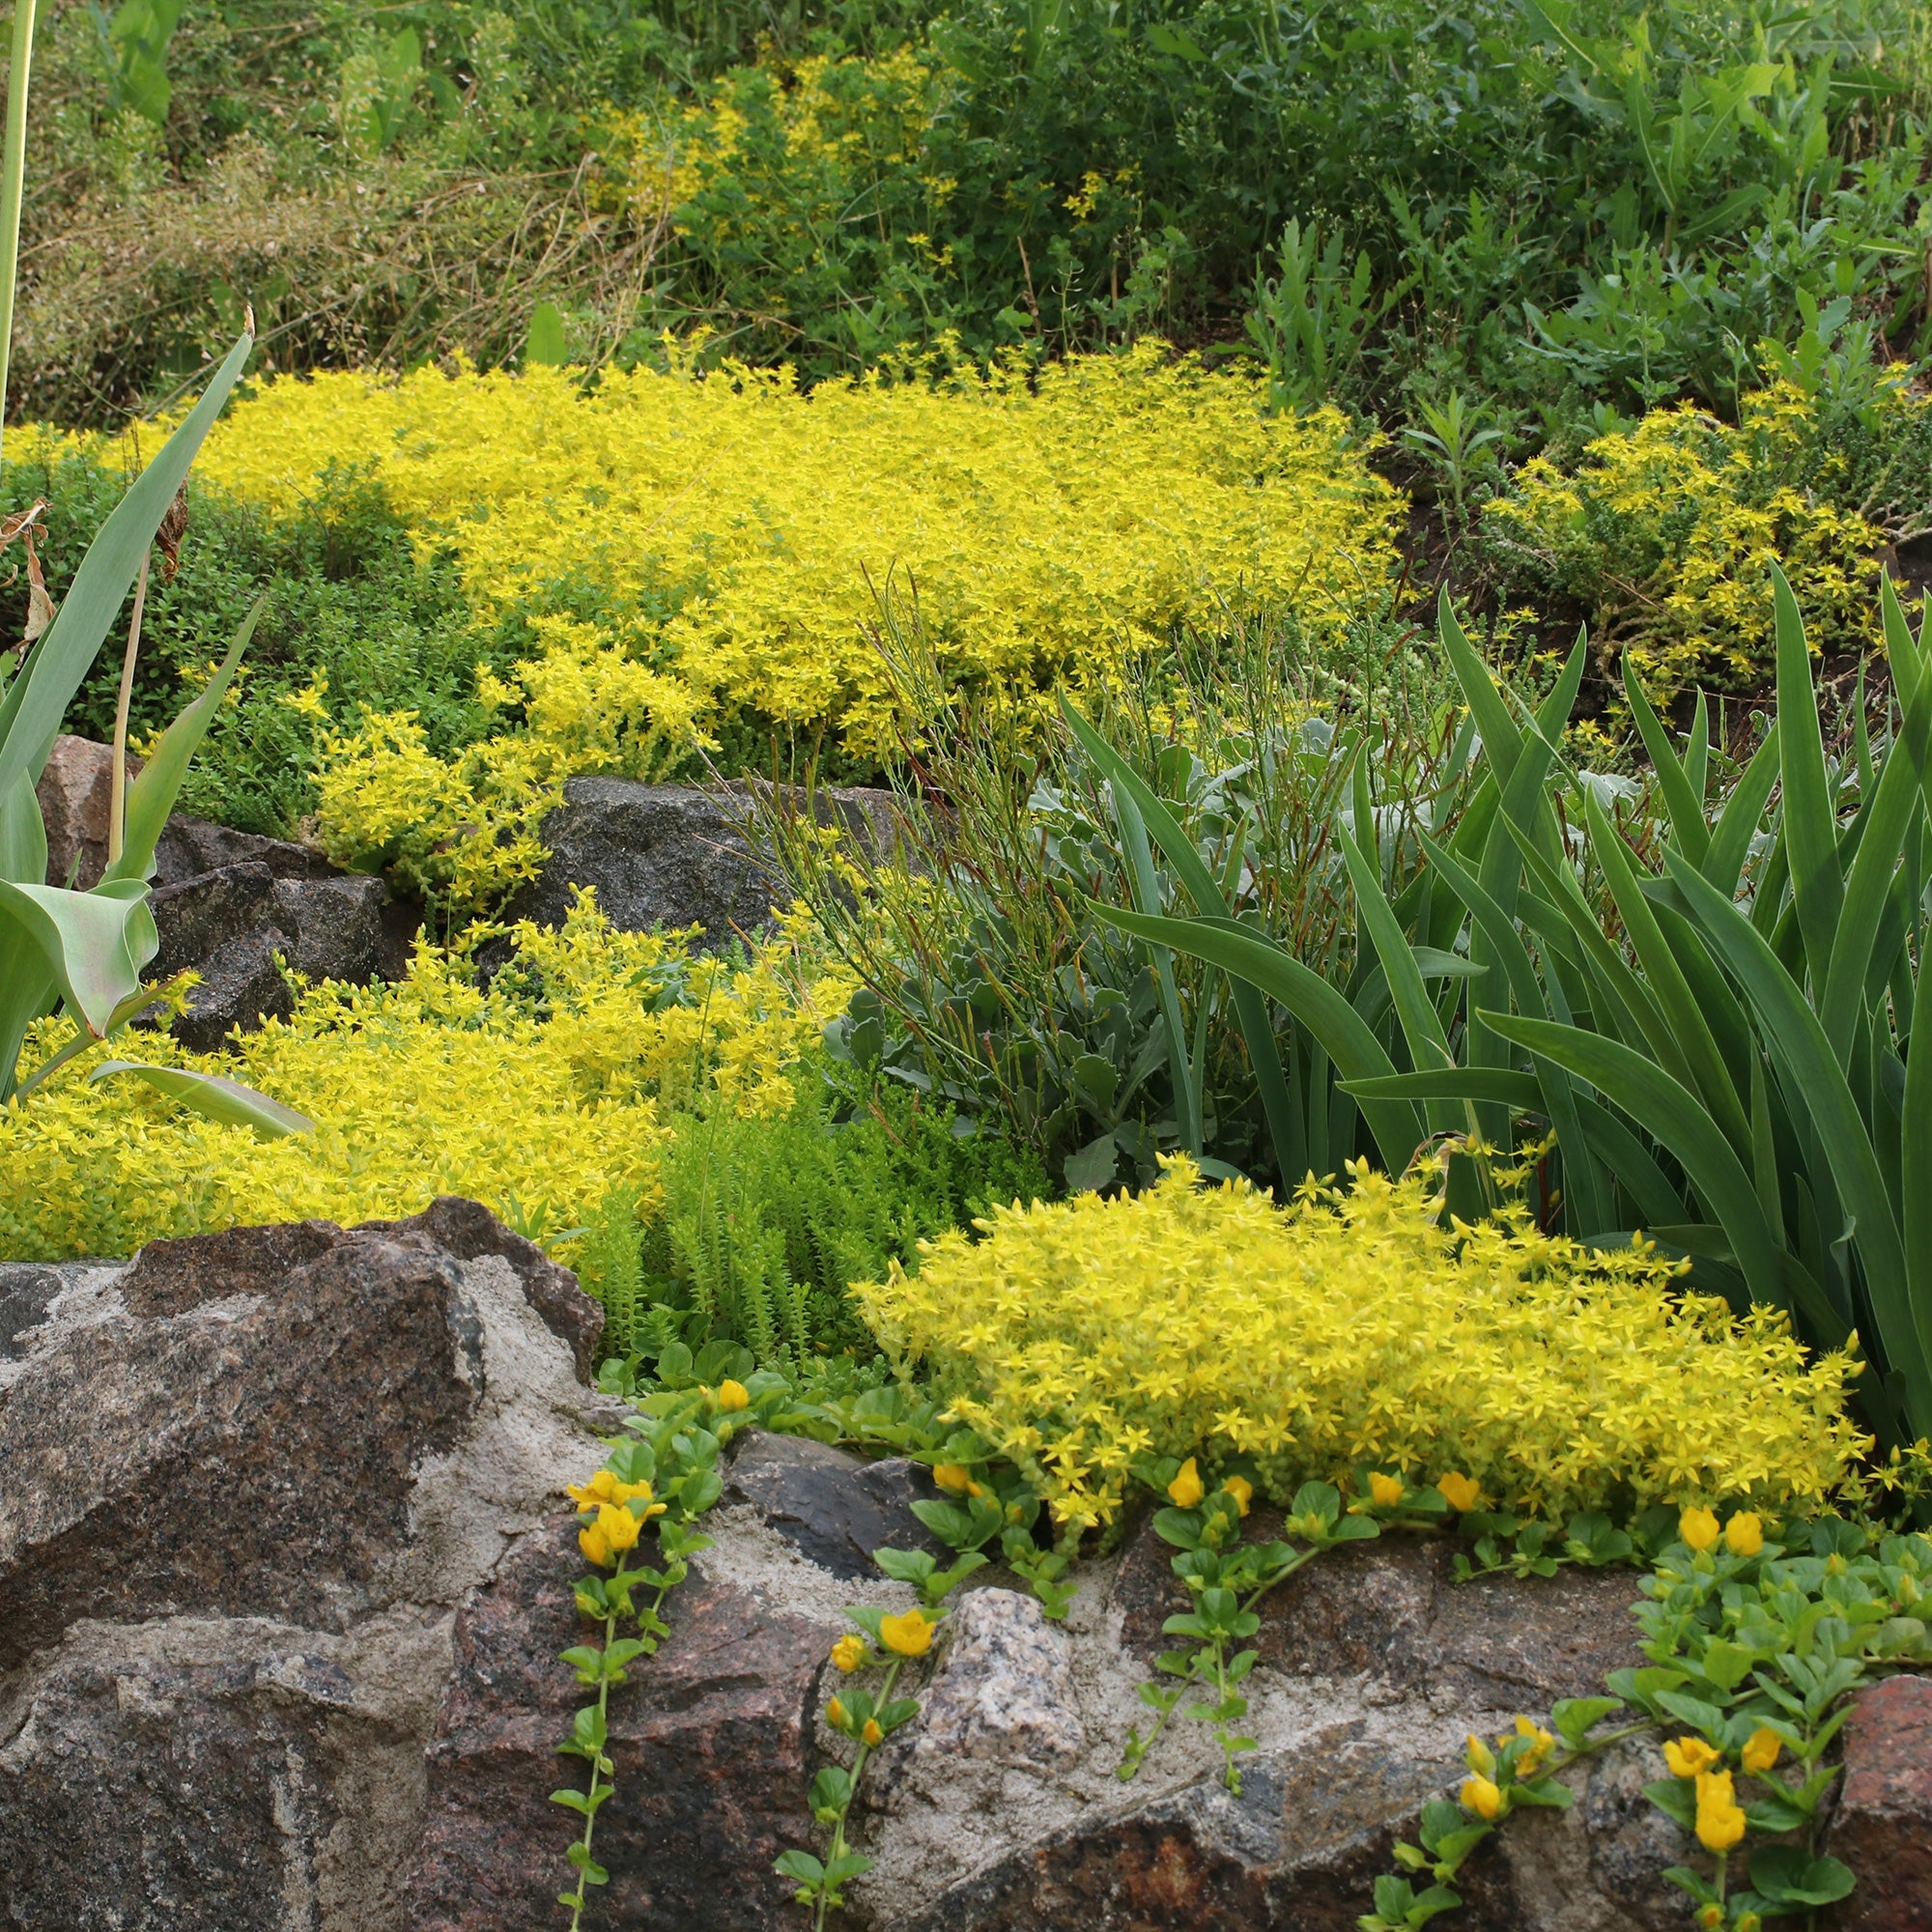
855, 1156, 1868, 1528
185, 346, 1396, 894
1487, 383, 1884, 695
0, 896, 850, 1258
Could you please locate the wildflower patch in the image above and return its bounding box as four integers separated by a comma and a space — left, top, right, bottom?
857, 1156, 1867, 1528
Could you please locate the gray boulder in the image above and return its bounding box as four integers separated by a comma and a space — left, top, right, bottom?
147, 859, 420, 1051
503, 777, 903, 952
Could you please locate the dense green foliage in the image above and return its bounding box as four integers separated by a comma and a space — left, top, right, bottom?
578, 1076, 1050, 1367
17, 0, 1930, 443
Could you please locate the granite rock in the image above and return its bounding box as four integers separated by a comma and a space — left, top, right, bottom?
1828, 1672, 1932, 1931
502, 776, 904, 952
403, 1521, 827, 1931
0, 1200, 611, 1932
34, 732, 138, 890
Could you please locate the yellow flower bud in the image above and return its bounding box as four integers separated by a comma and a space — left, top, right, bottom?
933, 1463, 976, 1494
578, 1519, 613, 1568
1167, 1459, 1205, 1509
1436, 1470, 1482, 1514
1679, 1506, 1720, 1552
1693, 1769, 1747, 1851
1368, 1471, 1405, 1508
1464, 1733, 1496, 1777
879, 1609, 934, 1658
861, 1719, 884, 1747
716, 1379, 751, 1412
1735, 1915, 1761, 1932
1741, 1727, 1781, 1776
1827, 1550, 1848, 1576
831, 1634, 867, 1673
1223, 1476, 1254, 1517
1724, 1512, 1764, 1557
826, 1696, 848, 1731
1697, 1908, 1723, 1930
1460, 1775, 1503, 1821
1663, 1736, 1721, 1779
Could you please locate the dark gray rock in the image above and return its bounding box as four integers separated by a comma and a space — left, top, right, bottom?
153, 812, 345, 887
724, 1431, 948, 1579
503, 777, 903, 952
147, 853, 421, 1051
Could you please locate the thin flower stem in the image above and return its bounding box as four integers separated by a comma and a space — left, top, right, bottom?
814, 1655, 903, 1932
108, 554, 150, 867
563, 1599, 621, 1932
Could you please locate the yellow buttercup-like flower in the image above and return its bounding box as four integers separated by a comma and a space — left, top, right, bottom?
593, 1502, 642, 1554
1741, 1727, 1782, 1776
1694, 1769, 1747, 1851
1663, 1736, 1721, 1778
1679, 1506, 1721, 1552
831, 1634, 867, 1673
579, 1519, 615, 1568
1461, 1776, 1503, 1821
1436, 1471, 1482, 1514
568, 1468, 657, 1511
1368, 1471, 1405, 1508
1223, 1476, 1254, 1517
716, 1379, 751, 1412
879, 1610, 934, 1658
1167, 1459, 1206, 1508
1724, 1512, 1764, 1557
1513, 1716, 1554, 1774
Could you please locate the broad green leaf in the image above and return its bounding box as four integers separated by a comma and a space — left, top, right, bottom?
88, 1060, 314, 1136
1623, 656, 1710, 864
1093, 902, 1425, 1172
1662, 855, 1914, 1378
1703, 718, 1780, 896
1475, 1009, 1804, 1324
1061, 698, 1302, 1184
1338, 814, 1455, 1129
0, 878, 156, 1037
0, 330, 253, 810
1584, 788, 1749, 1155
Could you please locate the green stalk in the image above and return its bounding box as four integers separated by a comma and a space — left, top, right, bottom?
563, 1600, 620, 1932
815, 1656, 902, 1932
0, 0, 39, 463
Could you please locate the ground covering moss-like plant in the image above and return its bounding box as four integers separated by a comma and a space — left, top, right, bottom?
0, 895, 848, 1257
857, 1154, 1868, 1532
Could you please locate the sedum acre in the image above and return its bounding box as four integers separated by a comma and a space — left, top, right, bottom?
857, 1157, 1867, 1528
0, 895, 850, 1259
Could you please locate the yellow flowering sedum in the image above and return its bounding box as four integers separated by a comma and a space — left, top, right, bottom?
1487, 383, 1883, 697
0, 896, 848, 1258
855, 1157, 1867, 1528
174, 348, 1398, 899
